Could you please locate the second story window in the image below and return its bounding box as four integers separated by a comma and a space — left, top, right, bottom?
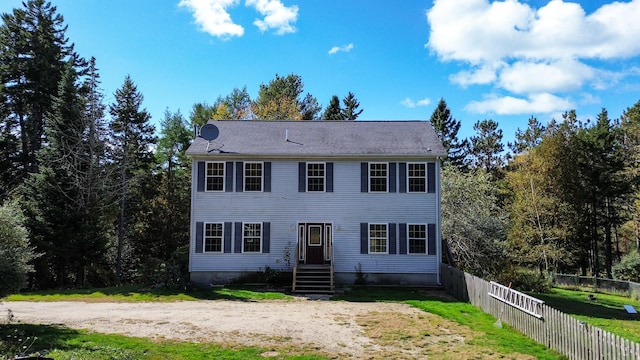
244, 162, 263, 192
206, 162, 225, 191
369, 163, 388, 192
307, 162, 325, 192
408, 163, 426, 192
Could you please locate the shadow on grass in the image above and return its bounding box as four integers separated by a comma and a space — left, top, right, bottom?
332, 286, 458, 303
0, 323, 79, 356
532, 291, 634, 321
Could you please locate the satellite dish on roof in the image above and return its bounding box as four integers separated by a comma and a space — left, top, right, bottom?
200, 124, 219, 141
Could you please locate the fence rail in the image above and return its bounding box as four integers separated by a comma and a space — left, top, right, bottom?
554, 273, 640, 299
440, 264, 640, 360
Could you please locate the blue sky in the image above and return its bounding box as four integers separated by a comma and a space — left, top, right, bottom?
2, 0, 640, 145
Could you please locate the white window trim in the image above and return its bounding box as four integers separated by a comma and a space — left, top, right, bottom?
368, 223, 389, 254
242, 222, 262, 253
407, 162, 427, 193
368, 162, 389, 193
306, 162, 326, 192
203, 222, 224, 253
205, 161, 225, 192
243, 161, 264, 192
407, 223, 428, 255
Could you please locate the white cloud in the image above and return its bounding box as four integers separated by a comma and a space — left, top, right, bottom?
498, 59, 595, 94
426, 0, 640, 114
401, 97, 431, 108
246, 0, 299, 35
328, 43, 354, 55
179, 0, 244, 39
466, 93, 573, 115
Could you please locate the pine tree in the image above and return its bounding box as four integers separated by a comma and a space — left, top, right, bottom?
0, 0, 74, 192
429, 99, 467, 168
341, 92, 363, 121
109, 76, 156, 283
136, 110, 192, 286
22, 61, 110, 287
323, 95, 343, 120
467, 119, 504, 176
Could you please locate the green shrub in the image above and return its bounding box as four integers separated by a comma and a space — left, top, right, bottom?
497, 267, 552, 293
612, 251, 640, 282
0, 201, 38, 298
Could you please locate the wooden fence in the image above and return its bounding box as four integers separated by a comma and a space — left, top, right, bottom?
440, 264, 640, 360
554, 273, 640, 299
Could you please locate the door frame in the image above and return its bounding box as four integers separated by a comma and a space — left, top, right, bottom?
297, 222, 333, 265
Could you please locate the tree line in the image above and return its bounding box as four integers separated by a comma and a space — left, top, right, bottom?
433, 98, 640, 286
2, 0, 640, 295
0, 0, 365, 294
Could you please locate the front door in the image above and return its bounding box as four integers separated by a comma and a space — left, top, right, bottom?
298, 223, 332, 265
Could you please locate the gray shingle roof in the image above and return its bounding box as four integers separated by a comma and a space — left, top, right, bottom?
186, 120, 447, 158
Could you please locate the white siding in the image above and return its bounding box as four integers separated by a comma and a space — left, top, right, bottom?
190, 159, 441, 276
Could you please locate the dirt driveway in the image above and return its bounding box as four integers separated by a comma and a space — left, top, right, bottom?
2, 296, 534, 359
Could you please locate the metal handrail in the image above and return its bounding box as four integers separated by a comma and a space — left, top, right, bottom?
292, 239, 299, 292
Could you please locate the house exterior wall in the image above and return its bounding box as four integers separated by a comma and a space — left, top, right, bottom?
189, 158, 441, 286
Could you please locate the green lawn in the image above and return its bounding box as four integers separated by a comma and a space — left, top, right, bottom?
531, 287, 640, 343
1, 286, 567, 359
3, 284, 292, 302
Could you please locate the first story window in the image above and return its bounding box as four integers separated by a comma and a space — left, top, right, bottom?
408, 224, 427, 254
307, 162, 325, 192
206, 162, 225, 191
244, 162, 263, 192
243, 222, 262, 253
204, 223, 223, 252
408, 163, 426, 192
369, 223, 388, 253
369, 163, 388, 192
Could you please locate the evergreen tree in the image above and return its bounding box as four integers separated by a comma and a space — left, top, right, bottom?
341, 92, 363, 120
429, 99, 467, 168
109, 76, 156, 283
508, 116, 546, 155
0, 0, 74, 194
467, 119, 504, 176
300, 93, 321, 120
323, 95, 342, 120
22, 61, 110, 287
135, 110, 191, 286
574, 109, 629, 277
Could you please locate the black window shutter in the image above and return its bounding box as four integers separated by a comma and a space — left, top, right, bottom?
389, 223, 396, 254
262, 222, 270, 253
360, 223, 368, 254
427, 162, 436, 193
234, 222, 243, 253
235, 162, 243, 192
298, 162, 306, 192
195, 222, 204, 253
361, 162, 368, 192
389, 162, 396, 193
197, 162, 205, 192
399, 162, 407, 193
326, 162, 334, 192
224, 222, 232, 253
264, 162, 271, 192
399, 223, 407, 254
428, 223, 436, 255
225, 162, 234, 192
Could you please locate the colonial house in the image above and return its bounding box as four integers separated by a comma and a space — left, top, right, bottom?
186, 120, 446, 293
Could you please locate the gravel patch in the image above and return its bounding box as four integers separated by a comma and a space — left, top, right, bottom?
2, 298, 425, 358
